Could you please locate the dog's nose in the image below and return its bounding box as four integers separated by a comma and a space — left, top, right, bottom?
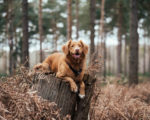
75, 48, 79, 52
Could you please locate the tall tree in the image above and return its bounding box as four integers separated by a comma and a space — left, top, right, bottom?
38, 0, 43, 62
99, 0, 106, 79
99, 0, 105, 43
89, 0, 96, 61
143, 37, 146, 74
124, 34, 128, 77
129, 0, 139, 85
107, 48, 111, 74
75, 0, 79, 39
22, 0, 29, 67
117, 2, 123, 75
67, 0, 72, 40
6, 0, 14, 74
149, 44, 150, 73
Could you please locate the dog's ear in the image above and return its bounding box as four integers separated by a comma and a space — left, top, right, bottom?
62, 40, 72, 54
79, 40, 88, 54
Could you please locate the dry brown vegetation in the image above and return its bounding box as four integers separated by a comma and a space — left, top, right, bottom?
90, 83, 150, 120
0, 67, 70, 120
0, 67, 150, 120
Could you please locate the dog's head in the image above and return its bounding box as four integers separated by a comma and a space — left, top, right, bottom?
62, 40, 88, 59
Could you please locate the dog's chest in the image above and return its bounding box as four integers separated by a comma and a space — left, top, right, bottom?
67, 69, 83, 81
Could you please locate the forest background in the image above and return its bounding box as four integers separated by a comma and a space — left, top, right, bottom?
0, 0, 150, 84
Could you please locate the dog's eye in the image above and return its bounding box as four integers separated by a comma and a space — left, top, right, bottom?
36, 67, 39, 70
71, 45, 74, 47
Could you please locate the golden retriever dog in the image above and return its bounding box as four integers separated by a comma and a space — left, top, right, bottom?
34, 40, 88, 99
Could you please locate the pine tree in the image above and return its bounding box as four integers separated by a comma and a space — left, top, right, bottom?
75, 0, 79, 39
129, 0, 139, 85
38, 0, 43, 62
143, 36, 146, 74
117, 2, 123, 75
22, 0, 29, 67
67, 0, 72, 40
99, 0, 106, 79
89, 0, 96, 61
6, 0, 14, 74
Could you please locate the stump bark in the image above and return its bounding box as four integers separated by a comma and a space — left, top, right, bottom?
35, 73, 96, 120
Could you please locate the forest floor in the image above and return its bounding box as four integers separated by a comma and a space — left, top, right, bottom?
0, 67, 70, 120
0, 68, 150, 120
90, 79, 150, 120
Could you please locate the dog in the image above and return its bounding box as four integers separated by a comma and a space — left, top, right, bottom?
34, 40, 88, 99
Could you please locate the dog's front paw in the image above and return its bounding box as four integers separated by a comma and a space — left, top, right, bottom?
71, 83, 78, 93
79, 94, 85, 99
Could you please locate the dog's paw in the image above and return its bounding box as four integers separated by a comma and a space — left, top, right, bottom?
44, 72, 49, 75
44, 71, 53, 75
79, 94, 85, 99
34, 63, 42, 71
71, 84, 78, 93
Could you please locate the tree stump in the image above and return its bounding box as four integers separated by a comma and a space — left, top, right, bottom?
35, 73, 96, 120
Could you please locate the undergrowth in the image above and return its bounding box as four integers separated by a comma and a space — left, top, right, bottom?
90, 82, 150, 120
0, 67, 70, 120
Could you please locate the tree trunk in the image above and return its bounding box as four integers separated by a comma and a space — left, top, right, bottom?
6, 0, 14, 75
108, 49, 111, 74
143, 38, 146, 74
75, 0, 79, 40
99, 0, 105, 43
13, 27, 17, 70
149, 45, 150, 73
22, 0, 29, 67
124, 35, 128, 77
117, 2, 123, 75
38, 0, 43, 62
89, 0, 96, 62
67, 0, 72, 40
148, 46, 150, 73
129, 0, 139, 85
36, 74, 96, 120
103, 37, 107, 80
99, 0, 106, 80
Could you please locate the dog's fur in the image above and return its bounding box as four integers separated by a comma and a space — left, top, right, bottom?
34, 40, 88, 98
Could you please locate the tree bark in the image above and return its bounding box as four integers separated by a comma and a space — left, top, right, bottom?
129, 0, 139, 85
103, 35, 107, 80
89, 0, 96, 62
22, 0, 29, 67
108, 49, 111, 74
143, 38, 146, 74
124, 35, 128, 77
117, 2, 123, 75
36, 74, 96, 120
38, 0, 43, 62
149, 45, 150, 73
99, 0, 106, 80
75, 0, 79, 40
99, 0, 105, 43
67, 0, 72, 40
6, 0, 14, 74
13, 27, 17, 70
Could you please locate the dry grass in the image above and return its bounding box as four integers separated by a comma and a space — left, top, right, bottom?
1, 66, 150, 120
90, 83, 150, 120
0, 67, 70, 120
